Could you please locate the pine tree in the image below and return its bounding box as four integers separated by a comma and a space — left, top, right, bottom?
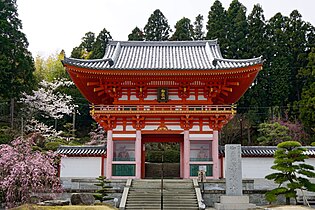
0, 0, 36, 100
237, 4, 269, 117
94, 176, 112, 202
265, 141, 315, 204
206, 0, 229, 56
226, 0, 248, 59
299, 48, 315, 134
171, 17, 194, 41
193, 14, 204, 40
90, 28, 112, 59
144, 9, 171, 41
286, 10, 314, 103
71, 28, 111, 59
265, 12, 293, 109
128, 27, 144, 41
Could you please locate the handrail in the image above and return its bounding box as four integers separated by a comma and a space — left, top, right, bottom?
91, 104, 236, 114
119, 179, 132, 210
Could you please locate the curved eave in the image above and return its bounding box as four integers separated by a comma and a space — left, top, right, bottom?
65, 63, 262, 105
62, 56, 262, 71
64, 63, 263, 77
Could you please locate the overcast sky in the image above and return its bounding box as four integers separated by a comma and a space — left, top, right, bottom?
17, 0, 315, 58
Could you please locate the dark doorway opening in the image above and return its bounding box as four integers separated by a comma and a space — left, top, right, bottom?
141, 134, 183, 179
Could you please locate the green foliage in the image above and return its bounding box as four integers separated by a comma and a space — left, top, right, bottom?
171, 17, 194, 41
94, 176, 112, 202
34, 51, 67, 82
144, 9, 171, 41
299, 48, 315, 133
265, 141, 315, 204
128, 27, 144, 41
226, 0, 248, 59
71, 28, 112, 59
44, 141, 64, 151
0, 0, 36, 100
193, 14, 204, 40
206, 0, 229, 55
257, 122, 292, 145
0, 125, 16, 144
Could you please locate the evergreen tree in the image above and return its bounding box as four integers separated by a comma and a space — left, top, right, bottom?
266, 13, 291, 107
144, 9, 171, 41
81, 32, 95, 52
237, 4, 269, 118
257, 122, 292, 146
171, 17, 194, 41
0, 0, 36, 99
299, 48, 315, 134
128, 27, 144, 41
206, 0, 229, 55
193, 14, 204, 40
226, 0, 248, 59
265, 141, 315, 204
71, 28, 111, 59
90, 28, 112, 59
286, 10, 314, 103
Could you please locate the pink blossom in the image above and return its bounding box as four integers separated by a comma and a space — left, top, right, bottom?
0, 134, 62, 208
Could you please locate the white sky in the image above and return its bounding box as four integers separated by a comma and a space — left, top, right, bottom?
17, 0, 315, 58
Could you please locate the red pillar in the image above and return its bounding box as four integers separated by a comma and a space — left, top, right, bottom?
212, 130, 219, 179
135, 130, 142, 179
183, 130, 190, 178
106, 130, 113, 179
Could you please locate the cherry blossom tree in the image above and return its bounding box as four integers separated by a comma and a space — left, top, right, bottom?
25, 118, 61, 138
20, 79, 77, 120
87, 123, 106, 145
20, 79, 78, 134
0, 134, 62, 208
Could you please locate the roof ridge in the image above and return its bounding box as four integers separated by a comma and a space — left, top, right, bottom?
107, 40, 218, 47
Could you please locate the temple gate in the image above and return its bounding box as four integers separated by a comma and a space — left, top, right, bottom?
62, 40, 263, 179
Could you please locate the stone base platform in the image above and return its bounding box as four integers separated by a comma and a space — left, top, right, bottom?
214, 195, 256, 210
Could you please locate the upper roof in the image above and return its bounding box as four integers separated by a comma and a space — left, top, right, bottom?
63, 40, 262, 70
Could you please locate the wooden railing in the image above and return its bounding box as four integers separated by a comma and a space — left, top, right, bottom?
90, 104, 236, 115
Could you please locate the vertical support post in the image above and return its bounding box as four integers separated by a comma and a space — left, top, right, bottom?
183, 130, 190, 178
135, 130, 142, 179
212, 130, 219, 179
106, 130, 113, 179
180, 142, 184, 178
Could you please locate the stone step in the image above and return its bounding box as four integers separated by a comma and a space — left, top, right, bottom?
126, 207, 198, 210
125, 179, 198, 210
127, 200, 198, 204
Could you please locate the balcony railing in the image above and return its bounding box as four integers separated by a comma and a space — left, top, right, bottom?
90, 104, 236, 115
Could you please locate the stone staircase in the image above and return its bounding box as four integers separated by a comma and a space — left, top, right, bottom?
124, 179, 199, 210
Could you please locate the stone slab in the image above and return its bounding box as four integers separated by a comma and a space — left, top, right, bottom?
225, 144, 242, 196
214, 202, 256, 210
220, 195, 249, 204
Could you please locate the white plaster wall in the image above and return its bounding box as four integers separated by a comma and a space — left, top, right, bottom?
242, 157, 276, 178
60, 157, 102, 178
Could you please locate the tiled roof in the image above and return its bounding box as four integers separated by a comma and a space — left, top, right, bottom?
63, 40, 262, 70
219, 146, 315, 157
57, 145, 106, 156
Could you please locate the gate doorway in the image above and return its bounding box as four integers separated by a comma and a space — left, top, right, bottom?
141, 134, 183, 179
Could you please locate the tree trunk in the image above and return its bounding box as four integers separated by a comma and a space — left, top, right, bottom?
10, 98, 14, 128
286, 197, 290, 205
